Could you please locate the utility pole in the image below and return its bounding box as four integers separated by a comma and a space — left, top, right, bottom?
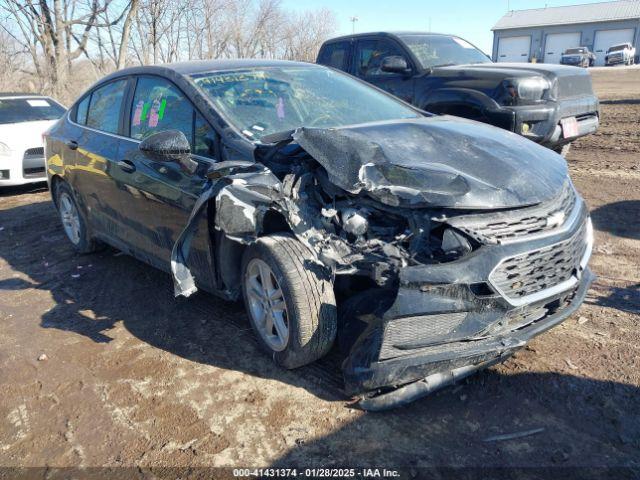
349, 16, 359, 34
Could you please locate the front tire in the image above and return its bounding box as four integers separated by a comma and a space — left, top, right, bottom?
55, 181, 99, 254
554, 144, 571, 157
241, 234, 337, 369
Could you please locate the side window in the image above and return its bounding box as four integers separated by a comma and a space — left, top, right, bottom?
356, 39, 408, 78
318, 42, 350, 70
75, 95, 90, 125
194, 112, 217, 159
130, 76, 193, 142
86, 80, 127, 134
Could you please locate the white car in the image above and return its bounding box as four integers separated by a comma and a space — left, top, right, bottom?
605, 43, 636, 66
0, 93, 65, 186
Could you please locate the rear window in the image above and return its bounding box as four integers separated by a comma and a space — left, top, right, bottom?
0, 97, 65, 125
86, 80, 127, 134
318, 42, 350, 70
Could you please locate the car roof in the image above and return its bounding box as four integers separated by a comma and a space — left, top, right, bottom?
105, 59, 317, 79
322, 31, 451, 44
0, 92, 50, 99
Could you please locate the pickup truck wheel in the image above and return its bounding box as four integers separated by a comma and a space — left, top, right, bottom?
554, 144, 571, 157
55, 182, 99, 254
241, 234, 337, 369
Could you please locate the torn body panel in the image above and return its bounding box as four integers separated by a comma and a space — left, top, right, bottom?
292, 117, 568, 209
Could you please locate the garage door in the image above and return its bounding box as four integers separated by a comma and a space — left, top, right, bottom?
593, 28, 635, 66
497, 36, 531, 62
544, 32, 581, 64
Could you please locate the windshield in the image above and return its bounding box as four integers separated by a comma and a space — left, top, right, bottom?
191, 66, 420, 140
0, 97, 65, 125
565, 48, 585, 54
608, 45, 626, 52
400, 35, 491, 69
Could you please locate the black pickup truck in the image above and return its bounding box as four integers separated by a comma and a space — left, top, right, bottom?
317, 32, 600, 154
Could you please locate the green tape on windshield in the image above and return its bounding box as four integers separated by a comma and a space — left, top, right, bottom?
158, 98, 167, 120
141, 102, 150, 121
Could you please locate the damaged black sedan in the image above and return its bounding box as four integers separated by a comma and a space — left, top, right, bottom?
45, 60, 594, 410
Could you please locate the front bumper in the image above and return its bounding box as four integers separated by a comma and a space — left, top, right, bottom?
342, 201, 594, 404
484, 95, 599, 149
606, 55, 625, 65
560, 58, 585, 66
0, 150, 47, 186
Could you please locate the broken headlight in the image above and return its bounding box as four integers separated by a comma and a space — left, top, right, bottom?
440, 228, 472, 260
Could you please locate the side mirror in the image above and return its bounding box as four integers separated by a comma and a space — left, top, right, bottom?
139, 129, 197, 174
380, 55, 411, 74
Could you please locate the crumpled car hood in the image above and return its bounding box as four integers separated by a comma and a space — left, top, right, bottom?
292, 116, 568, 209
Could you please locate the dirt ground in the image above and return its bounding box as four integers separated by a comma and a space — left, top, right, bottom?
1, 67, 639, 476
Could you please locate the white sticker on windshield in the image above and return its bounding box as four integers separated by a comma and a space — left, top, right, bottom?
27, 99, 50, 107
452, 37, 475, 49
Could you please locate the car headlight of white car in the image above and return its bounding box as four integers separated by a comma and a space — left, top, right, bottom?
0, 142, 11, 157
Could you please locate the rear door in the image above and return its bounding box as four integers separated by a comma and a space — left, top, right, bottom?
353, 38, 415, 103
116, 75, 218, 275
69, 78, 131, 242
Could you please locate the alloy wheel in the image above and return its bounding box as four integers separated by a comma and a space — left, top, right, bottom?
244, 258, 289, 351
59, 192, 81, 245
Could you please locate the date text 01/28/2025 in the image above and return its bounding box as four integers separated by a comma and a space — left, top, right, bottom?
233, 468, 401, 477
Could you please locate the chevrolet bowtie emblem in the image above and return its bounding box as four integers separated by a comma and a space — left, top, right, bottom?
546, 211, 565, 228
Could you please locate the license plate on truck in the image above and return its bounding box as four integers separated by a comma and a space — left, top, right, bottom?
561, 117, 579, 138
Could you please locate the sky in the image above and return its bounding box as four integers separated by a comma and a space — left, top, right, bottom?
281, 0, 610, 54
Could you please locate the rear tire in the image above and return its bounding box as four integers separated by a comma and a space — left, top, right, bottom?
241, 234, 337, 369
54, 181, 99, 254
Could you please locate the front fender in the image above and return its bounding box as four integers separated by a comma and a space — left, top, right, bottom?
420, 88, 515, 131
171, 165, 283, 298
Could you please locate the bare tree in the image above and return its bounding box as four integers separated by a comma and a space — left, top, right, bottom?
280, 8, 336, 62
0, 0, 132, 96
0, 0, 337, 101
0, 27, 30, 91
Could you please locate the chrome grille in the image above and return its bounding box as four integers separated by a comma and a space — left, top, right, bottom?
489, 220, 588, 303
449, 181, 576, 244
24, 147, 44, 157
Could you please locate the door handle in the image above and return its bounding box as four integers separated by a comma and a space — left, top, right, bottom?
117, 160, 136, 173
65, 140, 78, 150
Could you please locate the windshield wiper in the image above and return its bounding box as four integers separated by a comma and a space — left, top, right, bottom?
430, 63, 458, 68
